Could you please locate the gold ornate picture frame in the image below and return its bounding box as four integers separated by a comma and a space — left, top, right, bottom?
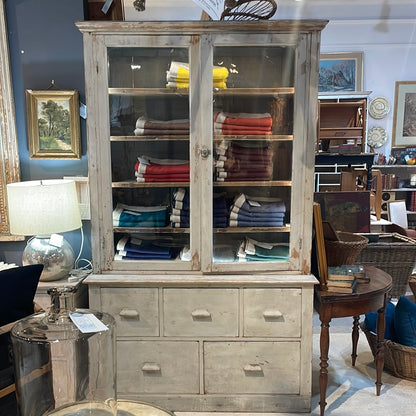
0, 0, 23, 241
26, 89, 81, 159
392, 81, 416, 148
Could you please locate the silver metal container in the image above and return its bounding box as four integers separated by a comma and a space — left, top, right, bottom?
11, 286, 117, 416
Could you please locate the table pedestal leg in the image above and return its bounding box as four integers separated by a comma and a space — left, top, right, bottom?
351, 315, 360, 366
375, 302, 386, 396
319, 319, 330, 416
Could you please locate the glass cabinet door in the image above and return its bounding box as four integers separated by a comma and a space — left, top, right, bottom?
209, 40, 298, 272
107, 39, 198, 271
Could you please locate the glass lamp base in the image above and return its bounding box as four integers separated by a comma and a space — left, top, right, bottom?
22, 236, 75, 281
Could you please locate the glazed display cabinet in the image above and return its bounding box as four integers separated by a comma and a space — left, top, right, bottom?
77, 20, 327, 413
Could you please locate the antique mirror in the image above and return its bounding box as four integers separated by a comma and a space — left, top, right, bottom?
0, 0, 23, 241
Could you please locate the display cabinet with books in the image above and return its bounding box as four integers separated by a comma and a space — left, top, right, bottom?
77, 20, 327, 413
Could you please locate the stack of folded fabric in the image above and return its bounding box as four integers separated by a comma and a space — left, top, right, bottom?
170, 189, 228, 228
135, 155, 190, 183
115, 236, 176, 260
214, 141, 275, 182
113, 203, 168, 227
170, 188, 190, 228
213, 193, 228, 228
237, 237, 289, 262
166, 61, 229, 89
229, 193, 286, 227
134, 116, 190, 136
214, 112, 273, 135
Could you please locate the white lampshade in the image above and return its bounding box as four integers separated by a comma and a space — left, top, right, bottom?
7, 179, 82, 236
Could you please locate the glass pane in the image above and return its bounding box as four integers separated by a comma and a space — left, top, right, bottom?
108, 47, 191, 264
212, 46, 295, 264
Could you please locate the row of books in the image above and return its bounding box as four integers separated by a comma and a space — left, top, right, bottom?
380, 173, 401, 190
325, 265, 370, 294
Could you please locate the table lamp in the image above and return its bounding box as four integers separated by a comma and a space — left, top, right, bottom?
6, 179, 82, 281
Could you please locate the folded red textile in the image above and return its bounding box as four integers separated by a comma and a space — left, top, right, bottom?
137, 174, 190, 182
214, 123, 271, 133
135, 161, 190, 175
218, 129, 271, 135
217, 173, 272, 181
214, 112, 272, 128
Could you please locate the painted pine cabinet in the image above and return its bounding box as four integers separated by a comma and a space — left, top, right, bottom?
77, 20, 327, 413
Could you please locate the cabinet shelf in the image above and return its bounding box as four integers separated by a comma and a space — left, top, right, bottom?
214, 180, 291, 187
214, 226, 290, 233
114, 226, 189, 234
111, 135, 189, 141
110, 134, 292, 142
113, 180, 292, 188
109, 87, 294, 96
114, 226, 291, 234
214, 134, 293, 141
112, 181, 190, 188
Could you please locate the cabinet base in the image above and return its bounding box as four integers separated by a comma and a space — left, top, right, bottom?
118, 394, 311, 413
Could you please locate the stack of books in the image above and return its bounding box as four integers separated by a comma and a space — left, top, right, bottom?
326, 265, 369, 293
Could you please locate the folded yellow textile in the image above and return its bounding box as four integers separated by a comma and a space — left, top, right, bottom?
167, 61, 229, 82
167, 81, 227, 89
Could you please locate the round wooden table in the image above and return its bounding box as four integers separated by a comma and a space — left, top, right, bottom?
314, 266, 392, 416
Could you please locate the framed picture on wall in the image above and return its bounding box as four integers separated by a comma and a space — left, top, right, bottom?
392, 81, 416, 147
319, 52, 363, 93
25, 90, 81, 159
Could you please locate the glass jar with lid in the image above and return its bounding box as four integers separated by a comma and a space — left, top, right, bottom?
11, 286, 116, 416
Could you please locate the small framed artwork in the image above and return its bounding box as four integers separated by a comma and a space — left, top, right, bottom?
392, 81, 416, 148
25, 90, 81, 159
319, 52, 363, 93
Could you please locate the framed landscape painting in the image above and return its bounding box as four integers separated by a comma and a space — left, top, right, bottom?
319, 52, 363, 93
392, 81, 416, 147
25, 89, 81, 159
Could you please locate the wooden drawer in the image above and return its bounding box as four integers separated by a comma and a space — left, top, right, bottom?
243, 288, 302, 337
204, 341, 300, 394
101, 288, 159, 336
319, 127, 363, 139
117, 340, 199, 394
163, 288, 238, 337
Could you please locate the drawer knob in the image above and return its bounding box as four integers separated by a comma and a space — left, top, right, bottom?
141, 362, 161, 373
263, 309, 283, 319
191, 309, 212, 319
243, 364, 263, 373
119, 308, 140, 319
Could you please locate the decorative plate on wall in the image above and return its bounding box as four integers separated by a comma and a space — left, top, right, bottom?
369, 96, 390, 119
367, 126, 388, 148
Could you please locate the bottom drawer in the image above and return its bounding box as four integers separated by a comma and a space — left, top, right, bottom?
117, 341, 199, 394
204, 341, 300, 394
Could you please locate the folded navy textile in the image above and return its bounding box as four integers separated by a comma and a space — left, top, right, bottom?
117, 236, 171, 255
230, 211, 285, 221
229, 219, 284, 227
232, 193, 286, 214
